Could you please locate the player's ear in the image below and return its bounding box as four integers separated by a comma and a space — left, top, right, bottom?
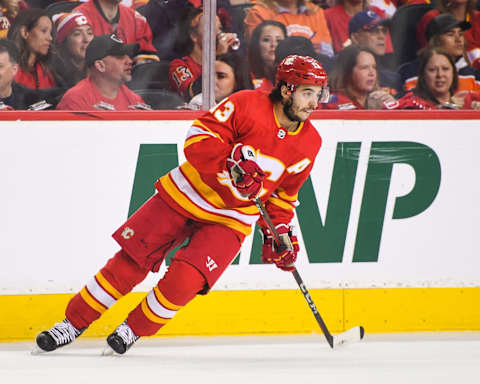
280, 84, 291, 99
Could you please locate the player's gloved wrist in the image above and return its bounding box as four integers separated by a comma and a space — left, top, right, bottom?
226, 143, 265, 199
260, 224, 299, 272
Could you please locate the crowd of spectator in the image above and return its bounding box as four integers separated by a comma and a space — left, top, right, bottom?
0, 0, 479, 110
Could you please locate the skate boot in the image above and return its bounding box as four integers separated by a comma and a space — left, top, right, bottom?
106, 321, 139, 354
36, 319, 85, 352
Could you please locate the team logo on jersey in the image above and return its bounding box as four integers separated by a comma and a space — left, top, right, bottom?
278, 129, 286, 139
121, 227, 134, 239
206, 256, 218, 272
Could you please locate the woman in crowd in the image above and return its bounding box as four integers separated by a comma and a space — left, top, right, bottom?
186, 51, 253, 109
325, 44, 394, 109
248, 20, 286, 89
7, 8, 65, 89
169, 6, 239, 101
388, 47, 480, 109
53, 12, 94, 88
244, 0, 333, 58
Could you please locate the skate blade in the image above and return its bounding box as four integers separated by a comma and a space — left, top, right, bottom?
101, 346, 115, 356
31, 346, 47, 355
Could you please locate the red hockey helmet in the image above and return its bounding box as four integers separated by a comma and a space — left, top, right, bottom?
276, 55, 328, 88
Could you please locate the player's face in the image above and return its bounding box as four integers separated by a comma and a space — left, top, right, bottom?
438, 27, 465, 58
423, 53, 454, 100
66, 25, 94, 61
215, 60, 235, 102
354, 25, 388, 56
350, 51, 377, 94
259, 25, 285, 69
24, 16, 53, 57
102, 54, 133, 84
284, 84, 323, 122
0, 52, 18, 94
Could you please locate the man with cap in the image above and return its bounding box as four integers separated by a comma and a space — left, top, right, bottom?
348, 10, 401, 94
398, 12, 480, 94
57, 34, 151, 111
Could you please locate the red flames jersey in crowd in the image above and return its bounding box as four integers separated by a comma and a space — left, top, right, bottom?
155, 89, 322, 239
384, 90, 480, 109
323, 92, 365, 109
169, 55, 202, 100
75, 0, 157, 54
56, 77, 145, 110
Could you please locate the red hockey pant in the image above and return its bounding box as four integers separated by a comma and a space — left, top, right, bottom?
65, 195, 242, 336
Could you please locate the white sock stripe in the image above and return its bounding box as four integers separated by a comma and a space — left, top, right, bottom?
146, 290, 177, 319
86, 277, 117, 309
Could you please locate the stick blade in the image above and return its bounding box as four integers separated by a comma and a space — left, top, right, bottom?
332, 326, 365, 348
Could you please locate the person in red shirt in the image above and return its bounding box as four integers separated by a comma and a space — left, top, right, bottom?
35, 55, 328, 355
7, 8, 65, 89
169, 7, 239, 101
56, 34, 150, 110
75, 0, 159, 64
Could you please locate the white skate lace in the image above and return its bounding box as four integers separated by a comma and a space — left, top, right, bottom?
48, 320, 80, 346
115, 322, 139, 346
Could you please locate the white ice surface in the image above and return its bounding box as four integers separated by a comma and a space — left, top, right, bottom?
1, 333, 479, 384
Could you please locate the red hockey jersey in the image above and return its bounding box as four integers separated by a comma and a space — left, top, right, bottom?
155, 89, 322, 239
75, 0, 157, 58
169, 55, 202, 100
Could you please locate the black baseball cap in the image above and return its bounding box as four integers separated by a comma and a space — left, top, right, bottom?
85, 34, 139, 67
426, 13, 471, 41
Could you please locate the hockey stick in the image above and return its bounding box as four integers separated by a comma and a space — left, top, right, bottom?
254, 197, 365, 349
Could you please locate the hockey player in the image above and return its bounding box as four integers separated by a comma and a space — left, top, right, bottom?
35, 55, 328, 355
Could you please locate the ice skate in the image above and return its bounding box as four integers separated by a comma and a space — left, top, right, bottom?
105, 321, 139, 355
35, 319, 85, 352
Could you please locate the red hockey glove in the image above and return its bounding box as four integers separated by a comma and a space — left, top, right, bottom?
261, 224, 299, 272
226, 143, 265, 199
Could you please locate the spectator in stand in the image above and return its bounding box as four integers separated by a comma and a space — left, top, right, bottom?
169, 7, 239, 101
325, 44, 395, 109
57, 34, 151, 110
75, 0, 159, 65
399, 13, 480, 94
248, 20, 286, 90
348, 10, 401, 93
186, 51, 253, 109
435, 0, 480, 71
144, 0, 234, 61
0, 38, 62, 110
324, 0, 393, 55
7, 8, 66, 90
244, 0, 334, 58
386, 47, 480, 109
52, 12, 94, 88
0, 0, 29, 38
